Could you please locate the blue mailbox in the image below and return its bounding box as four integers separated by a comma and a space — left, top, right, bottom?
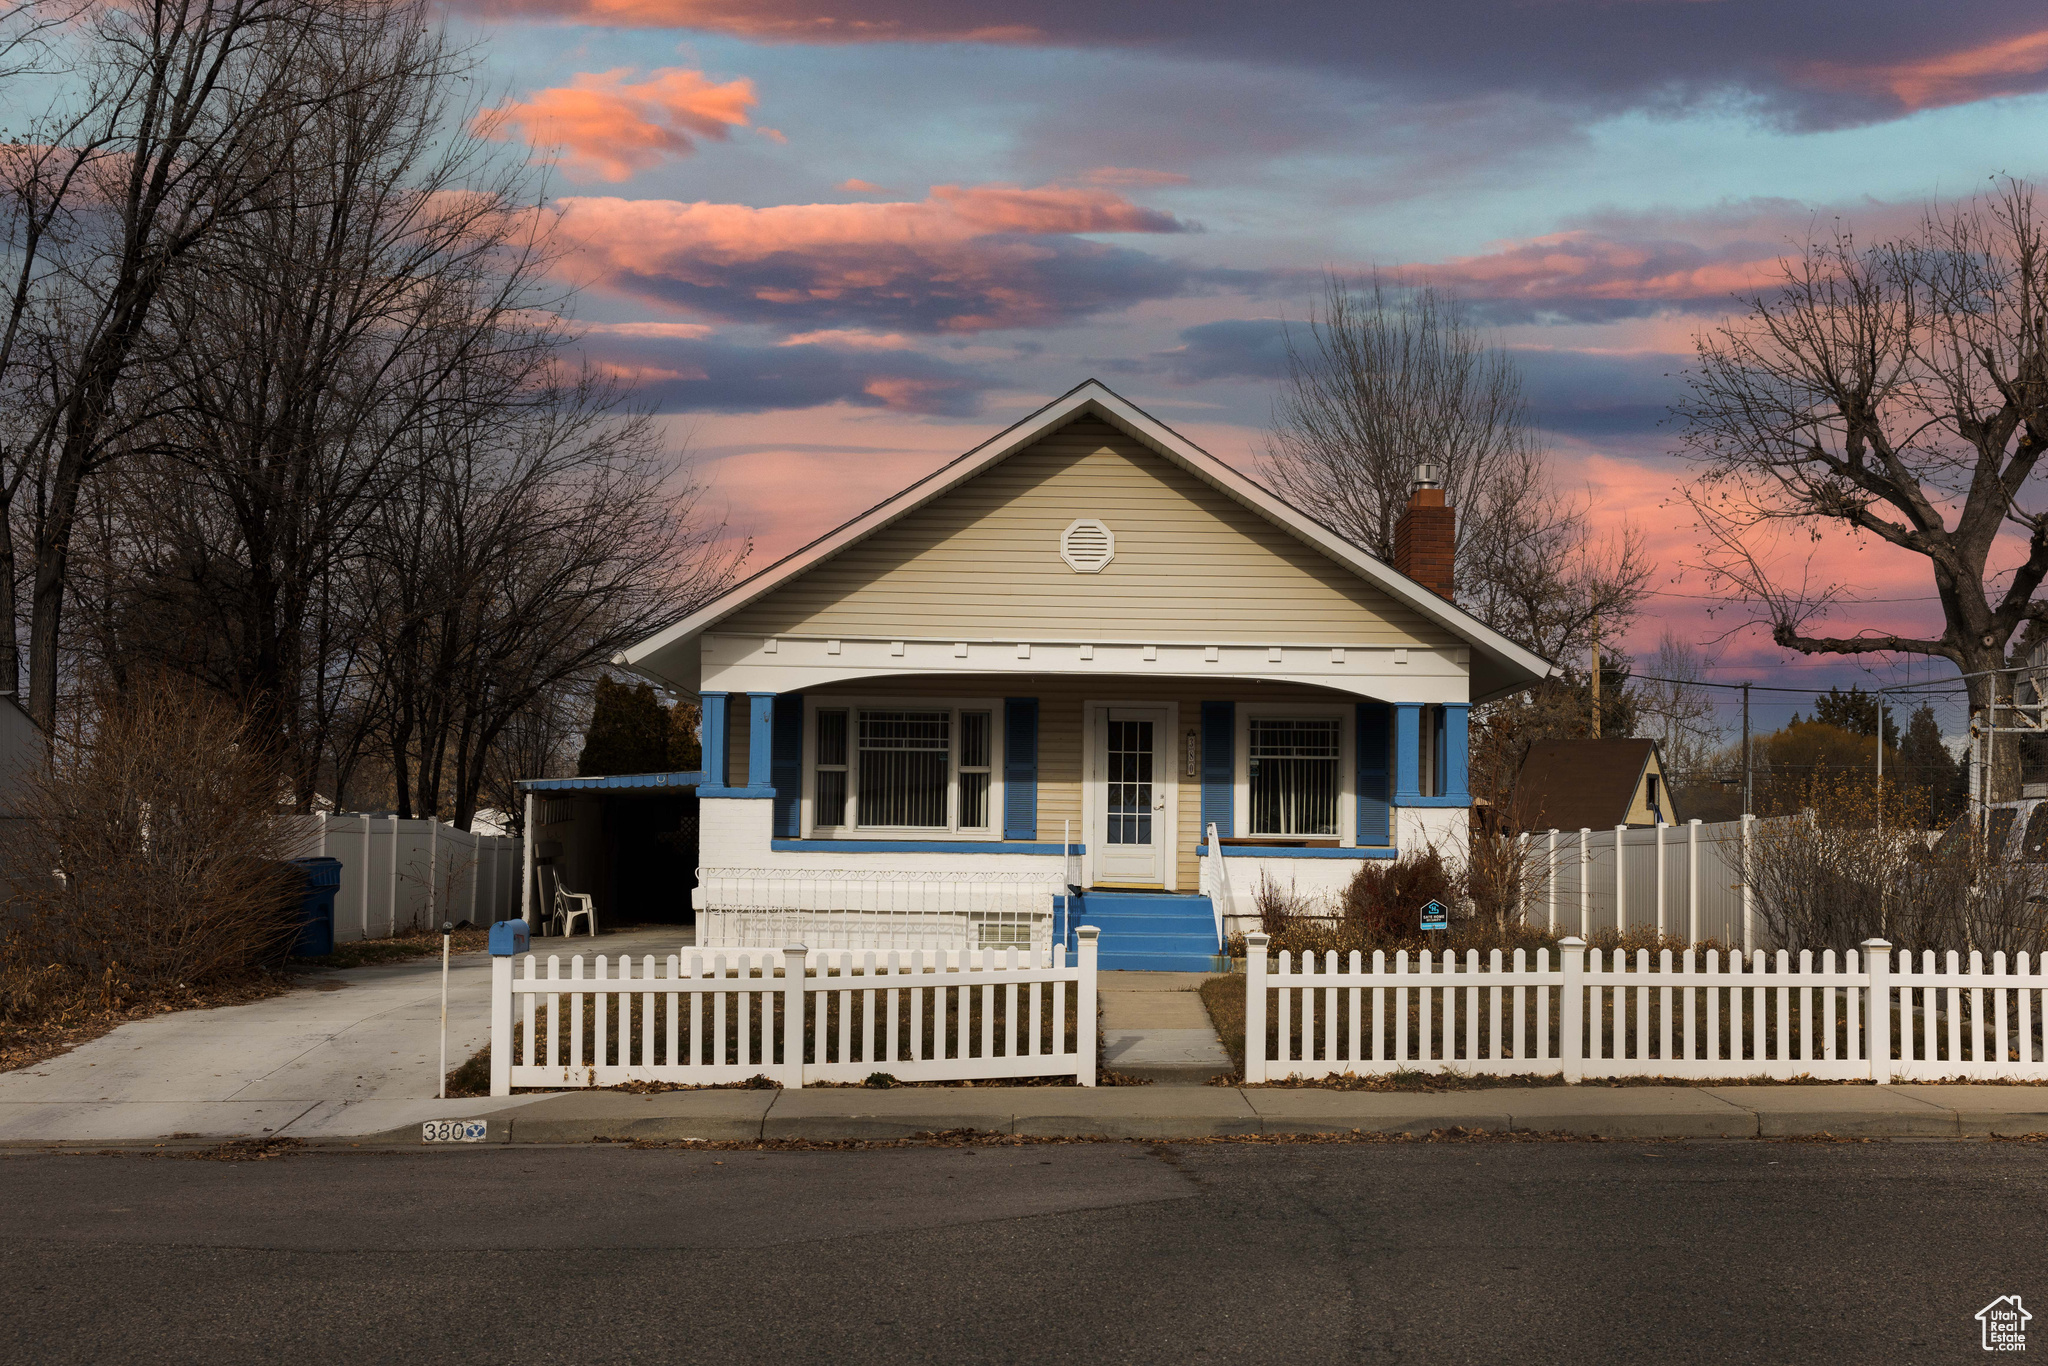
489, 920, 530, 956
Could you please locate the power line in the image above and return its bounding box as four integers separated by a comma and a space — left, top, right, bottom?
1642, 588, 1942, 604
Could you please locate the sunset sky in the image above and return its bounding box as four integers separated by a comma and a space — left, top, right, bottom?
461, 1, 2048, 736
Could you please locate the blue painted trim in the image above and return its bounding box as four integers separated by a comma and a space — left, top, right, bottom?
1400, 795, 1472, 808
701, 786, 777, 799
1200, 701, 1234, 838
1393, 702, 1422, 804
1443, 703, 1470, 802
747, 693, 775, 790
517, 771, 705, 791
770, 694, 804, 838
1205, 844, 1398, 860
1356, 701, 1391, 846
772, 838, 1083, 855
702, 692, 729, 787
1003, 697, 1038, 840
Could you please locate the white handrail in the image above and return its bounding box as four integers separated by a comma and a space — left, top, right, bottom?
1203, 822, 1229, 952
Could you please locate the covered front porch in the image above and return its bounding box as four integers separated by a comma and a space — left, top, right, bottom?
688, 667, 1471, 966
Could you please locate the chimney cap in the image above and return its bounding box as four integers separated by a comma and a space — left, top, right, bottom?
1412, 462, 1442, 491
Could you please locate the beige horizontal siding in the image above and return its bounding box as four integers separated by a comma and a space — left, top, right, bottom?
724, 416, 1452, 646
807, 674, 1358, 890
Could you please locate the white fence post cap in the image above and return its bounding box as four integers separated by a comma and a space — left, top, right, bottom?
1076, 925, 1100, 940
1859, 938, 1893, 951
1246, 931, 1270, 945
1558, 936, 1588, 948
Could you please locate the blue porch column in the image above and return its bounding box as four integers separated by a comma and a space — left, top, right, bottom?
701, 692, 729, 787
747, 693, 776, 789
1442, 703, 1470, 803
1393, 703, 1422, 805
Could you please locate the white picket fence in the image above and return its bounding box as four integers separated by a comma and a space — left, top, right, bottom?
694, 867, 1063, 953
1528, 817, 1766, 949
284, 813, 523, 942
1244, 932, 2048, 1083
488, 927, 1100, 1094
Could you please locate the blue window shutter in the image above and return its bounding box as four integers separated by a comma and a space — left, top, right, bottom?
1357, 702, 1391, 846
771, 693, 804, 836
1201, 702, 1234, 841
1003, 698, 1038, 840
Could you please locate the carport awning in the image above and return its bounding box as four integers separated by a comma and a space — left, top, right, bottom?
516, 771, 705, 792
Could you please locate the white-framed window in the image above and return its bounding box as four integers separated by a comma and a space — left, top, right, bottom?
1236, 705, 1352, 843
1247, 716, 1343, 838
808, 700, 1000, 836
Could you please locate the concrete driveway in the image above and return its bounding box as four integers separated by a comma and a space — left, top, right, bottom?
0, 926, 693, 1143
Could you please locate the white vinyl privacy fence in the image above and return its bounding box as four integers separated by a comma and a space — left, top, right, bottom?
283, 813, 523, 942
488, 928, 1100, 1095
1243, 933, 2048, 1083
1528, 817, 1770, 950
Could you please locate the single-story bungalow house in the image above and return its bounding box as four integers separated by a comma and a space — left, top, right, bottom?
544, 381, 1552, 968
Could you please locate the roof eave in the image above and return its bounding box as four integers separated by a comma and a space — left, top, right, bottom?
625, 379, 1557, 696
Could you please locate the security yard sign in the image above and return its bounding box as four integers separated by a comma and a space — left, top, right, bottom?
1420, 900, 1449, 932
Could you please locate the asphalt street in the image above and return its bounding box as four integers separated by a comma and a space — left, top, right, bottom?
1, 1138, 2042, 1364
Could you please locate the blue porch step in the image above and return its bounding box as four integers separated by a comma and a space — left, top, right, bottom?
1059, 891, 1222, 972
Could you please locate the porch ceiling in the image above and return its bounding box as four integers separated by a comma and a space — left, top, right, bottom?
694, 634, 1472, 704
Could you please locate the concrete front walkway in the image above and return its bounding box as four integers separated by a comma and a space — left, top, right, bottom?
0, 925, 693, 1143
1098, 971, 1233, 1080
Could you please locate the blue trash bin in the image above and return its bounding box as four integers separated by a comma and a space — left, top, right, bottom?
287, 857, 342, 958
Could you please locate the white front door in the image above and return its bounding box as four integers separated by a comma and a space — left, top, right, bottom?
1094, 707, 1168, 887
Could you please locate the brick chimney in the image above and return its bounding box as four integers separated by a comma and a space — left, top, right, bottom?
1393, 463, 1454, 599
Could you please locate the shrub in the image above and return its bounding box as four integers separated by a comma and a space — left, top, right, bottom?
1744, 765, 2048, 957
1338, 847, 1462, 939
0, 678, 301, 1025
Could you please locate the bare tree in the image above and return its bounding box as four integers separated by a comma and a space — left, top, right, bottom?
1634, 631, 1723, 786
70, 1, 568, 803
0, 0, 386, 728
1681, 179, 2048, 797
367, 366, 741, 827
1267, 273, 1649, 664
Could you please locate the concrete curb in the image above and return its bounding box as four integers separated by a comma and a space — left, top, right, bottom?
305, 1083, 2048, 1148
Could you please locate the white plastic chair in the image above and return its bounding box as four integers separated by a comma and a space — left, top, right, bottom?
555, 882, 597, 938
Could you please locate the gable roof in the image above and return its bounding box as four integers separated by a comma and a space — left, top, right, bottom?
1513, 738, 1665, 831
622, 379, 1555, 700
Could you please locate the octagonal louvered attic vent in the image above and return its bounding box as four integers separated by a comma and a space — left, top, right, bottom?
1060, 518, 1115, 573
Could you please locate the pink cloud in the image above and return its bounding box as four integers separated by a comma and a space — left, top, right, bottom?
838, 178, 892, 192
487, 68, 757, 183
779, 328, 913, 348
1390, 198, 1942, 322
547, 182, 1194, 331
1801, 29, 2048, 113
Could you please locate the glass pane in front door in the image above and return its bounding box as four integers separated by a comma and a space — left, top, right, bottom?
1106, 718, 1155, 845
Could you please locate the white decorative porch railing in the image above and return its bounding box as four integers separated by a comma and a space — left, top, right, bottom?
488, 930, 1100, 1095
1243, 933, 2048, 1084
694, 867, 1065, 952
1198, 823, 1231, 951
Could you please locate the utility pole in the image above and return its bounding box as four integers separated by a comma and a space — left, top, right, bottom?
1589, 609, 1601, 739
1740, 682, 1752, 817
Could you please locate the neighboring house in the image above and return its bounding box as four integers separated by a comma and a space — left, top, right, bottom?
1513, 737, 1677, 832
609, 380, 1553, 967
0, 692, 40, 809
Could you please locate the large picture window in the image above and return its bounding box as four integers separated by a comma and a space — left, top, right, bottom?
859, 710, 949, 827
1248, 716, 1341, 837
810, 704, 995, 834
